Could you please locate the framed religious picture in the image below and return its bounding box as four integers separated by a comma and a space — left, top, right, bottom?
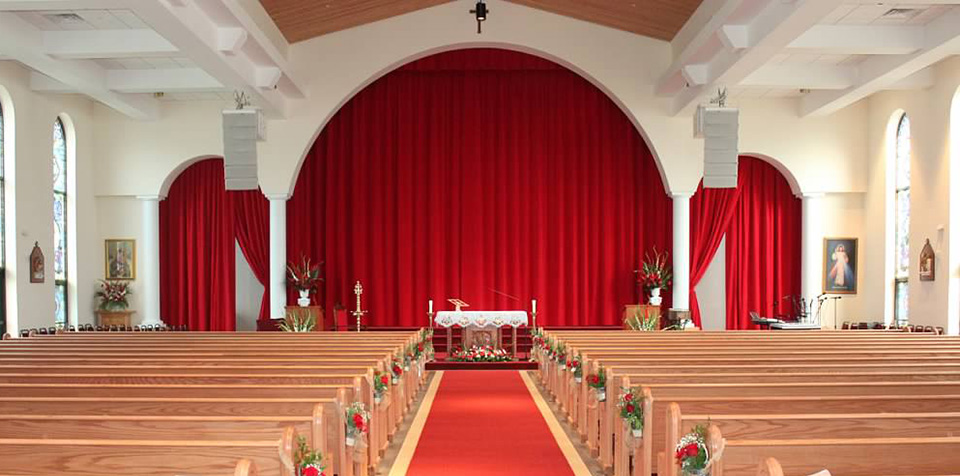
823, 237, 858, 295
105, 239, 136, 280
29, 242, 44, 283
919, 239, 935, 281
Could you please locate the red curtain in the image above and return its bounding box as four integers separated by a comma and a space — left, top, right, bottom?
688, 181, 741, 327
725, 156, 802, 330
159, 159, 236, 331
232, 190, 271, 321
287, 48, 672, 327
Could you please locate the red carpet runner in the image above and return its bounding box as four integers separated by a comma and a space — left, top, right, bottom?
405, 370, 576, 476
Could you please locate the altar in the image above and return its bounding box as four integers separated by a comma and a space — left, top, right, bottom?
435, 311, 528, 357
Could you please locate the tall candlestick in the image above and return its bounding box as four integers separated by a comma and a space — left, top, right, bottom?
532, 299, 537, 313
428, 299, 433, 313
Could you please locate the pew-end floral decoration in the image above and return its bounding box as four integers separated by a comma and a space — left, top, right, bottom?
675, 425, 709, 476
344, 402, 370, 447
567, 355, 583, 382
618, 387, 644, 436
391, 359, 404, 384
587, 367, 607, 402
294, 434, 327, 476
373, 370, 388, 403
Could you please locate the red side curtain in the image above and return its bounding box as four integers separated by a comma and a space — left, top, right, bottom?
725, 157, 802, 330
159, 159, 236, 331
688, 180, 742, 327
232, 190, 271, 321
287, 48, 672, 327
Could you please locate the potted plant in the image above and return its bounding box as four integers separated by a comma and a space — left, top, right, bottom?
287, 255, 323, 307
639, 248, 672, 306
95, 280, 131, 312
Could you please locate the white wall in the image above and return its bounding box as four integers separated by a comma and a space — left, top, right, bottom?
696, 239, 727, 331
235, 242, 263, 331
0, 61, 98, 335
95, 196, 143, 324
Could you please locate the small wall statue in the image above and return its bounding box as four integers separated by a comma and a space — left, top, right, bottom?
29, 241, 44, 283
919, 239, 935, 281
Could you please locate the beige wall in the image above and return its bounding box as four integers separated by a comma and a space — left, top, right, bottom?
0, 61, 99, 334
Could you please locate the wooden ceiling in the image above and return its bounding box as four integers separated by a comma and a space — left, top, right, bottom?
260, 0, 704, 43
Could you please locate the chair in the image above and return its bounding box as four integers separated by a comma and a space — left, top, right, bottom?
84, 324, 94, 331
38, 328, 48, 335
936, 326, 945, 335
841, 321, 851, 330
857, 322, 868, 329
924, 325, 936, 334
19, 330, 28, 338
48, 327, 57, 334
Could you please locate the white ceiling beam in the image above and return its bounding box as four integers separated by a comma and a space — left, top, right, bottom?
128, 0, 290, 117
0, 11, 158, 119
106, 68, 222, 93
29, 72, 73, 92
742, 64, 858, 90
43, 29, 178, 59
846, 0, 960, 4
801, 7, 960, 116
669, 0, 838, 115
657, 0, 748, 96
787, 25, 925, 55
0, 0, 126, 10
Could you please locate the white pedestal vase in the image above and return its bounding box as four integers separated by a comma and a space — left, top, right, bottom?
649, 287, 663, 306
297, 289, 311, 307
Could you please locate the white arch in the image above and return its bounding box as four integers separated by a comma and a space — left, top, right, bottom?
740, 153, 803, 196
0, 85, 16, 336
284, 44, 672, 197
157, 154, 222, 198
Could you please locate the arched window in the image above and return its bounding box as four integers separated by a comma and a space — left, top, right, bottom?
0, 100, 5, 335
53, 118, 67, 325
894, 114, 911, 324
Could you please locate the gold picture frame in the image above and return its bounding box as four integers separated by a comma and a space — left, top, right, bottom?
823, 237, 858, 295
105, 239, 136, 280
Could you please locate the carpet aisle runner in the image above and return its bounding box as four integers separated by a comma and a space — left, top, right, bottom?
404, 370, 576, 476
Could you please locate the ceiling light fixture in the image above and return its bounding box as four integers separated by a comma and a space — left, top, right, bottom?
470, 1, 488, 34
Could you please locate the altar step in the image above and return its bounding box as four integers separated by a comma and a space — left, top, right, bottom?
426, 360, 538, 371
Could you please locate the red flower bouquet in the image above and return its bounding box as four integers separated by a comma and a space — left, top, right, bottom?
344, 402, 370, 447
675, 425, 709, 476
618, 387, 644, 436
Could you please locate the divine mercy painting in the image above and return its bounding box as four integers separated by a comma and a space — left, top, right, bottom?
823, 237, 858, 295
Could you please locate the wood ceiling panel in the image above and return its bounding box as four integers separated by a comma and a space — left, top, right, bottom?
260, 0, 703, 43
260, 0, 452, 43
504, 0, 703, 41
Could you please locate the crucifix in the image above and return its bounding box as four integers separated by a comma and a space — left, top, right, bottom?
352, 281, 367, 333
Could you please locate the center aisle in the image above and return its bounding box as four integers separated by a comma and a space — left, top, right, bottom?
397, 370, 587, 476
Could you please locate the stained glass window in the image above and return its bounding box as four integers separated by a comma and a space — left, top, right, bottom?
894, 114, 910, 325
0, 102, 5, 335
53, 118, 67, 325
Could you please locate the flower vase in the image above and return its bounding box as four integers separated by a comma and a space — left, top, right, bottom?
102, 301, 127, 312
596, 388, 606, 402
374, 395, 382, 404
575, 376, 582, 384
649, 287, 663, 306
346, 436, 356, 447
297, 289, 311, 307
632, 428, 643, 438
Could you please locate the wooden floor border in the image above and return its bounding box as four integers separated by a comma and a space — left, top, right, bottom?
387, 370, 444, 476
520, 370, 593, 476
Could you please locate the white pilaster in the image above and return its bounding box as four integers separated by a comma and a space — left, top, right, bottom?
801, 193, 825, 322
137, 195, 162, 325
672, 192, 693, 310
267, 194, 288, 319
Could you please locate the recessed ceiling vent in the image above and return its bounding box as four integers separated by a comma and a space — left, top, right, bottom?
882, 8, 922, 20
43, 13, 85, 24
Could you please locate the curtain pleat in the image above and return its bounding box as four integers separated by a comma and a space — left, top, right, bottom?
232, 190, 271, 321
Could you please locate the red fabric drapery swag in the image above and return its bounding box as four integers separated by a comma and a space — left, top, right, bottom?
725, 157, 802, 330
287, 48, 672, 327
159, 159, 236, 331
688, 181, 742, 328
233, 190, 271, 321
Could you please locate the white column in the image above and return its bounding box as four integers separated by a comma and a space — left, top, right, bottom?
801, 193, 825, 323
672, 192, 692, 311
138, 195, 162, 325
267, 194, 288, 320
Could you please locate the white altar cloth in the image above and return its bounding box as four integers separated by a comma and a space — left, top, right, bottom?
435, 311, 528, 328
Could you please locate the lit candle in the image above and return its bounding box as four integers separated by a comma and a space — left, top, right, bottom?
428, 299, 433, 313
532, 299, 537, 313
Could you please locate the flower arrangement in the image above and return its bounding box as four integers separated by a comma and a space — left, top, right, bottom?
344, 402, 370, 447
95, 280, 131, 311
373, 370, 389, 403
554, 342, 567, 367
391, 360, 403, 384
618, 387, 644, 436
567, 355, 583, 382
587, 367, 607, 402
626, 307, 659, 331
420, 329, 435, 360
287, 255, 324, 292
294, 435, 327, 476
449, 345, 512, 362
278, 307, 317, 332
639, 248, 673, 291
675, 425, 709, 476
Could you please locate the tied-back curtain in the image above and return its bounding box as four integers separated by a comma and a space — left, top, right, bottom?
232, 190, 271, 321
160, 159, 236, 331
725, 156, 802, 330
689, 181, 742, 327
287, 48, 672, 327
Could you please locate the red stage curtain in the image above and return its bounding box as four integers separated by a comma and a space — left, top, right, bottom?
232, 190, 271, 321
725, 156, 802, 330
287, 48, 672, 327
689, 180, 742, 327
159, 159, 236, 331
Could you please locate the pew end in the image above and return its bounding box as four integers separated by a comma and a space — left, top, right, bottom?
756, 458, 782, 476
235, 458, 258, 476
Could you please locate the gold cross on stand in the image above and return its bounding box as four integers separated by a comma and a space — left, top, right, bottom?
351, 280, 367, 333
